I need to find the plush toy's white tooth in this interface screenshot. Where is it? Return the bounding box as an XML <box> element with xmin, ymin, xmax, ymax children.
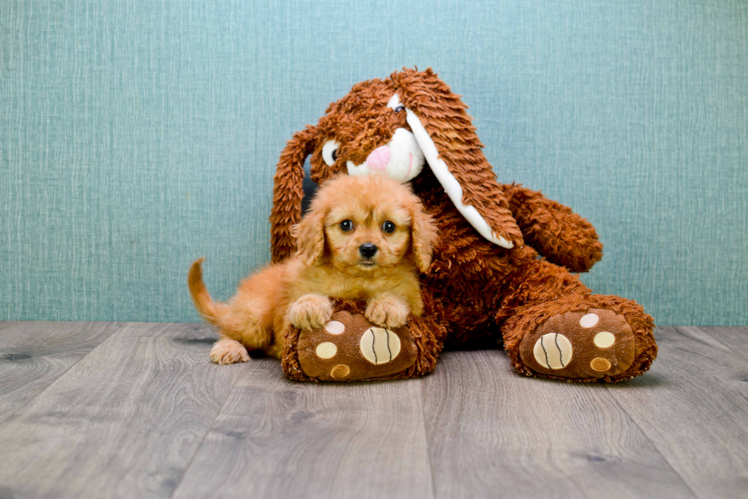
<box><xmin>405</xmin><ymin>109</ymin><xmax>514</xmax><ymax>249</ymax></box>
<box><xmin>346</xmin><ymin>161</ymin><xmax>369</xmax><ymax>176</ymax></box>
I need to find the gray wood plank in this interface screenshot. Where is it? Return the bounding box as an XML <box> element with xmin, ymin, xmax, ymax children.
<box><xmin>606</xmin><ymin>327</ymin><xmax>748</xmax><ymax>498</ymax></box>
<box><xmin>685</xmin><ymin>326</ymin><xmax>748</xmax><ymax>362</ymax></box>
<box><xmin>173</xmin><ymin>359</ymin><xmax>434</xmax><ymax>498</ymax></box>
<box><xmin>0</xmin><ymin>322</ymin><xmax>243</xmax><ymax>498</ymax></box>
<box><xmin>422</xmin><ymin>349</ymin><xmax>694</xmax><ymax>498</ymax></box>
<box><xmin>0</xmin><ymin>321</ymin><xmax>121</xmax><ymax>424</ymax></box>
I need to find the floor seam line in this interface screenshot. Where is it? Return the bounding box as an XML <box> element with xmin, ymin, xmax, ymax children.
<box><xmin>0</xmin><ymin>322</ymin><xmax>125</xmax><ymax>425</ymax></box>
<box><xmin>603</xmin><ymin>383</ymin><xmax>699</xmax><ymax>499</ymax></box>
<box><xmin>418</xmin><ymin>378</ymin><xmax>438</xmax><ymax>499</ymax></box>
<box><xmin>169</xmin><ymin>368</ymin><xmax>242</xmax><ymax>498</ymax></box>
<box><xmin>675</xmin><ymin>326</ymin><xmax>748</xmax><ymax>365</ymax></box>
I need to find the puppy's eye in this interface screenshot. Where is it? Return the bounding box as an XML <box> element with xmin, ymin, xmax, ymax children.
<box><xmin>322</xmin><ymin>140</ymin><xmax>340</xmax><ymax>167</ymax></box>
<box><xmin>382</xmin><ymin>221</ymin><xmax>396</xmax><ymax>233</ymax></box>
<box><xmin>394</xmin><ymin>105</ymin><xmax>405</xmax><ymax>113</ymax></box>
<box><xmin>340</xmin><ymin>219</ymin><xmax>354</xmax><ymax>232</ymax></box>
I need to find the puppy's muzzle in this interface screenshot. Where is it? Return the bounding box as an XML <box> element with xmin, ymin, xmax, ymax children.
<box><xmin>359</xmin><ymin>243</ymin><xmax>378</xmax><ymax>259</ymax></box>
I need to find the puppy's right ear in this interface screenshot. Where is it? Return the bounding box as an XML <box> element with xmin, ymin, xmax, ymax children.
<box><xmin>270</xmin><ymin>125</ymin><xmax>318</xmax><ymax>264</ymax></box>
<box><xmin>410</xmin><ymin>200</ymin><xmax>439</xmax><ymax>273</ymax></box>
<box><xmin>292</xmin><ymin>203</ymin><xmax>326</xmax><ymax>266</ymax></box>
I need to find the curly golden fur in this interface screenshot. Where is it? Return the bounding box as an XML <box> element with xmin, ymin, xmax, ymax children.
<box><xmin>188</xmin><ymin>175</ymin><xmax>437</xmax><ymax>364</ymax></box>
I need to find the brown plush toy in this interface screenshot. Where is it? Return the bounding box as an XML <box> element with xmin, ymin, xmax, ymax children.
<box><xmin>272</xmin><ymin>68</ymin><xmax>657</xmax><ymax>383</ymax></box>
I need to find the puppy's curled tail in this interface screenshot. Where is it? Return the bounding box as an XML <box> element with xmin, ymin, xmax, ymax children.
<box><xmin>188</xmin><ymin>258</ymin><xmax>229</xmax><ymax>326</ymax></box>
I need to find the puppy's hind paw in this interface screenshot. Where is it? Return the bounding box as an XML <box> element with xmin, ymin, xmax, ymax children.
<box><xmin>210</xmin><ymin>338</ymin><xmax>250</xmax><ymax>365</ymax></box>
<box><xmin>365</xmin><ymin>294</ymin><xmax>410</xmax><ymax>328</ymax></box>
<box><xmin>288</xmin><ymin>294</ymin><xmax>333</xmax><ymax>330</ymax></box>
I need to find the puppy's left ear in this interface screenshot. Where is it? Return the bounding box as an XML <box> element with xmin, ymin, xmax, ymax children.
<box><xmin>410</xmin><ymin>200</ymin><xmax>439</xmax><ymax>273</ymax></box>
<box><xmin>292</xmin><ymin>201</ymin><xmax>326</xmax><ymax>266</ymax></box>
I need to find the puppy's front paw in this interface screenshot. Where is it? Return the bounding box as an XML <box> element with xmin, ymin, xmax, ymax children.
<box><xmin>365</xmin><ymin>294</ymin><xmax>410</xmax><ymax>328</ymax></box>
<box><xmin>210</xmin><ymin>338</ymin><xmax>249</xmax><ymax>365</ymax></box>
<box><xmin>288</xmin><ymin>294</ymin><xmax>333</xmax><ymax>330</ymax></box>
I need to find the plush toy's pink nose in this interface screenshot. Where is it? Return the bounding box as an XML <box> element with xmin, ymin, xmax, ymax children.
<box><xmin>366</xmin><ymin>146</ymin><xmax>390</xmax><ymax>172</ymax></box>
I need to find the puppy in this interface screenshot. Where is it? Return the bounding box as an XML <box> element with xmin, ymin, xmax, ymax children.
<box><xmin>188</xmin><ymin>174</ymin><xmax>438</xmax><ymax>365</ymax></box>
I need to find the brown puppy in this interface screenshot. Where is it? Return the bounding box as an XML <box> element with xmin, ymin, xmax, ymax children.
<box><xmin>188</xmin><ymin>174</ymin><xmax>437</xmax><ymax>364</ymax></box>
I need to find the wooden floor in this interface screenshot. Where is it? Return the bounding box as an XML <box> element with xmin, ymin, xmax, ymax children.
<box><xmin>0</xmin><ymin>323</ymin><xmax>746</xmax><ymax>498</ymax></box>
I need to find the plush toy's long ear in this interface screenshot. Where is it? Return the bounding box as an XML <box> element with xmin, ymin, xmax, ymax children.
<box><xmin>270</xmin><ymin>125</ymin><xmax>318</xmax><ymax>263</ymax></box>
<box><xmin>393</xmin><ymin>69</ymin><xmax>523</xmax><ymax>249</ymax></box>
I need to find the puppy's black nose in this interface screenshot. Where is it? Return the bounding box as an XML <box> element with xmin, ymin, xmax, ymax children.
<box><xmin>359</xmin><ymin>243</ymin><xmax>378</xmax><ymax>258</ymax></box>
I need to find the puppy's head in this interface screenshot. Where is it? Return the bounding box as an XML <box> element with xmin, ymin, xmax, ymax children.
<box><xmin>292</xmin><ymin>175</ymin><xmax>437</xmax><ymax>276</ymax></box>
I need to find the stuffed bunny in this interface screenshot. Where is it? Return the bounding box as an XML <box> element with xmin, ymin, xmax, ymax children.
<box><xmin>272</xmin><ymin>68</ymin><xmax>657</xmax><ymax>383</ymax></box>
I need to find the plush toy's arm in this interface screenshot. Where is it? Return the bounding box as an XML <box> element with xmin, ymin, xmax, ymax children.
<box><xmin>503</xmin><ymin>184</ymin><xmax>603</xmax><ymax>272</ymax></box>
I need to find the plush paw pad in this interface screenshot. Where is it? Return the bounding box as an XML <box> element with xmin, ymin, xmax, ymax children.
<box><xmin>296</xmin><ymin>311</ymin><xmax>417</xmax><ymax>381</ymax></box>
<box><xmin>520</xmin><ymin>308</ymin><xmax>636</xmax><ymax>379</ymax></box>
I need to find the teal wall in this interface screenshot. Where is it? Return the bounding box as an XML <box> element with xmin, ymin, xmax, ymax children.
<box><xmin>1</xmin><ymin>1</ymin><xmax>746</xmax><ymax>325</ymax></box>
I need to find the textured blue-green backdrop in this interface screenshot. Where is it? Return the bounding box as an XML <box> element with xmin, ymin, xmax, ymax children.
<box><xmin>1</xmin><ymin>0</ymin><xmax>746</xmax><ymax>325</ymax></box>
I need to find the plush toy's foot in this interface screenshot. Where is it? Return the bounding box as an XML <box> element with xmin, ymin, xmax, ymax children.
<box><xmin>296</xmin><ymin>310</ymin><xmax>418</xmax><ymax>381</ymax></box>
<box><xmin>503</xmin><ymin>295</ymin><xmax>656</xmax><ymax>383</ymax></box>
<box><xmin>520</xmin><ymin>308</ymin><xmax>637</xmax><ymax>379</ymax></box>
<box><xmin>282</xmin><ymin>298</ymin><xmax>447</xmax><ymax>382</ymax></box>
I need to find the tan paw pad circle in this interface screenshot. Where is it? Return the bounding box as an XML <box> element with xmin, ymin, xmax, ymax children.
<box><xmin>324</xmin><ymin>320</ymin><xmax>345</xmax><ymax>335</ymax></box>
<box><xmin>593</xmin><ymin>331</ymin><xmax>616</xmax><ymax>348</ymax></box>
<box><xmin>330</xmin><ymin>364</ymin><xmax>350</xmax><ymax>379</ymax></box>
<box><xmin>590</xmin><ymin>357</ymin><xmax>611</xmax><ymax>372</ymax></box>
<box><xmin>579</xmin><ymin>313</ymin><xmax>599</xmax><ymax>328</ymax></box>
<box><xmin>315</xmin><ymin>342</ymin><xmax>337</xmax><ymax>359</ymax></box>
<box><xmin>360</xmin><ymin>328</ymin><xmax>401</xmax><ymax>365</ymax></box>
<box><xmin>533</xmin><ymin>333</ymin><xmax>573</xmax><ymax>370</ymax></box>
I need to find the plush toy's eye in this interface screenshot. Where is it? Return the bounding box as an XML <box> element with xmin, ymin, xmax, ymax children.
<box><xmin>340</xmin><ymin>219</ymin><xmax>354</xmax><ymax>232</ymax></box>
<box><xmin>382</xmin><ymin>221</ymin><xmax>396</xmax><ymax>233</ymax></box>
<box><xmin>322</xmin><ymin>140</ymin><xmax>340</xmax><ymax>167</ymax></box>
<box><xmin>394</xmin><ymin>105</ymin><xmax>405</xmax><ymax>113</ymax></box>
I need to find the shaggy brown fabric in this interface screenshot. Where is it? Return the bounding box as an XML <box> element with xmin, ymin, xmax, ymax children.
<box><xmin>272</xmin><ymin>68</ymin><xmax>657</xmax><ymax>383</ymax></box>
<box><xmin>503</xmin><ymin>183</ymin><xmax>604</xmax><ymax>273</ymax></box>
<box><xmin>270</xmin><ymin>126</ymin><xmax>318</xmax><ymax>262</ymax></box>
